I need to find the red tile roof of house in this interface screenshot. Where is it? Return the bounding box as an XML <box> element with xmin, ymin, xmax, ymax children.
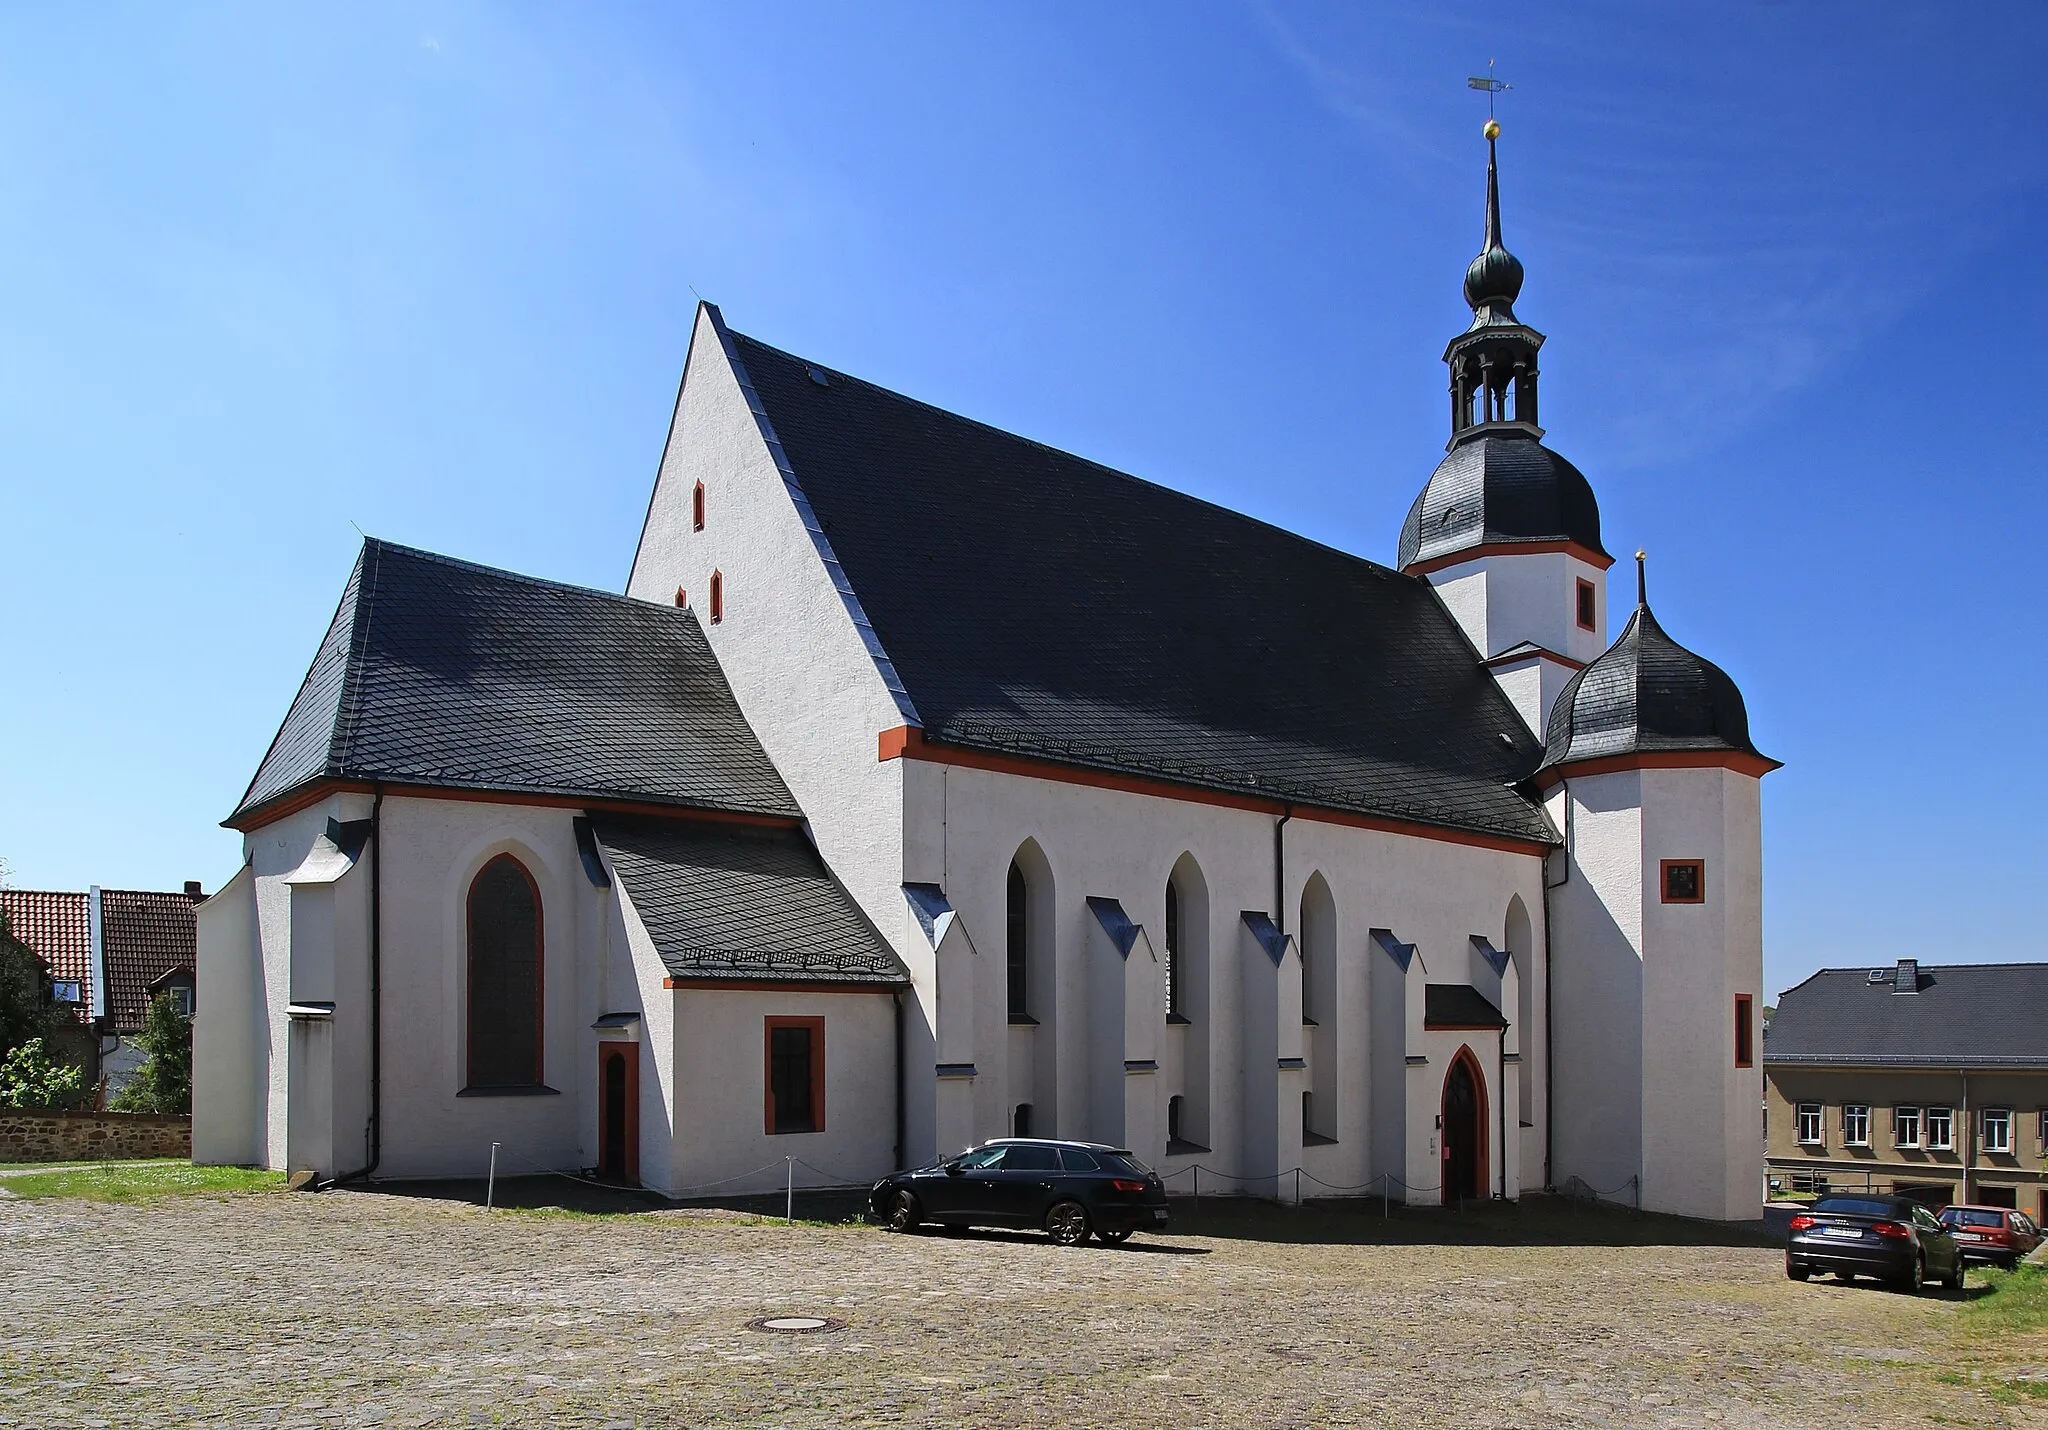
<box><xmin>98</xmin><ymin>889</ymin><xmax>200</xmax><ymax>1031</ymax></box>
<box><xmin>1</xmin><ymin>890</ymin><xmax>91</xmax><ymax>1024</ymax></box>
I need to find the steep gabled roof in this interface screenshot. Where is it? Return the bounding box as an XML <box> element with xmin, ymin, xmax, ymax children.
<box><xmin>98</xmin><ymin>888</ymin><xmax>199</xmax><ymax>1031</ymax></box>
<box><xmin>0</xmin><ymin>890</ymin><xmax>90</xmax><ymax>1025</ymax></box>
<box><xmin>592</xmin><ymin>816</ymin><xmax>907</xmax><ymax>986</ymax></box>
<box><xmin>719</xmin><ymin>320</ymin><xmax>1554</xmax><ymax>846</ymax></box>
<box><xmin>1766</xmin><ymin>963</ymin><xmax>2048</xmax><ymax>1069</ymax></box>
<box><xmin>231</xmin><ymin>540</ymin><xmax>799</xmax><ymax>825</ymax></box>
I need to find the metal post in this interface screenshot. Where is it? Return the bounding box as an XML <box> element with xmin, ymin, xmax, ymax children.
<box><xmin>487</xmin><ymin>1142</ymin><xmax>499</xmax><ymax>1210</ymax></box>
<box><xmin>1382</xmin><ymin>1172</ymin><xmax>1388</xmax><ymax>1221</ymax></box>
<box><xmin>1191</xmin><ymin>1164</ymin><xmax>1198</xmax><ymax>1210</ymax></box>
<box><xmin>786</xmin><ymin>1156</ymin><xmax>794</xmax><ymax>1225</ymax></box>
<box><xmin>1294</xmin><ymin>1167</ymin><xmax>1300</xmax><ymax>1205</ymax></box>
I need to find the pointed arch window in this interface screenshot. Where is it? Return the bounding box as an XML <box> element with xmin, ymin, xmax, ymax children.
<box><xmin>692</xmin><ymin>481</ymin><xmax>706</xmax><ymax>531</ymax></box>
<box><xmin>1007</xmin><ymin>861</ymin><xmax>1030</xmax><ymax>1022</ymax></box>
<box><xmin>1164</xmin><ymin>877</ymin><xmax>1184</xmax><ymax>1021</ymax></box>
<box><xmin>467</xmin><ymin>854</ymin><xmax>543</xmax><ymax>1090</ymax></box>
<box><xmin>709</xmin><ymin>569</ymin><xmax>725</xmax><ymax>624</ymax></box>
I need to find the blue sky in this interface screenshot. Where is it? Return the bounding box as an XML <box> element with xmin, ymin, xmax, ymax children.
<box><xmin>2</xmin><ymin>4</ymin><xmax>2041</xmax><ymax>1000</ymax></box>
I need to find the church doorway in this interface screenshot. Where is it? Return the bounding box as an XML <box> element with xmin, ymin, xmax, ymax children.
<box><xmin>1440</xmin><ymin>1048</ymin><xmax>1487</xmax><ymax>1205</ymax></box>
<box><xmin>598</xmin><ymin>1045</ymin><xmax>639</xmax><ymax>1185</ymax></box>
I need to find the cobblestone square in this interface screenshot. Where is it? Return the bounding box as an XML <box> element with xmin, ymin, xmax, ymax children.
<box><xmin>0</xmin><ymin>1187</ymin><xmax>2034</xmax><ymax>1428</ymax></box>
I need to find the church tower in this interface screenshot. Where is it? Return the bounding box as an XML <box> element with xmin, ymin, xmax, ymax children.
<box><xmin>1539</xmin><ymin>556</ymin><xmax>1780</xmax><ymax>1221</ymax></box>
<box><xmin>1400</xmin><ymin>122</ymin><xmax>1613</xmax><ymax>738</ymax></box>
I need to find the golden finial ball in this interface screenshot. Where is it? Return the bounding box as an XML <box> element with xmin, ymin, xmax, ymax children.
<box><xmin>1483</xmin><ymin>118</ymin><xmax>1500</xmax><ymax>140</ymax></box>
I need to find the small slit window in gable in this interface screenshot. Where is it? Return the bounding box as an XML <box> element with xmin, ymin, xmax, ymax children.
<box><xmin>1575</xmin><ymin>578</ymin><xmax>1596</xmax><ymax>632</ymax></box>
<box><xmin>709</xmin><ymin>569</ymin><xmax>725</xmax><ymax>624</ymax></box>
<box><xmin>692</xmin><ymin>482</ymin><xmax>706</xmax><ymax>531</ymax></box>
<box><xmin>673</xmin><ymin>587</ymin><xmax>687</xmax><ymax>608</ymax></box>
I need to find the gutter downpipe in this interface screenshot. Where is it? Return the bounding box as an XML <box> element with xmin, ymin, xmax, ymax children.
<box><xmin>1960</xmin><ymin>1070</ymin><xmax>1972</xmax><ymax>1206</ymax></box>
<box><xmin>326</xmin><ymin>783</ymin><xmax>384</xmax><ymax>1189</ymax></box>
<box><xmin>1539</xmin><ymin>781</ymin><xmax>1568</xmax><ymax>1193</ymax></box>
<box><xmin>1274</xmin><ymin>806</ymin><xmax>1293</xmax><ymax>934</ymax></box>
<box><xmin>1499</xmin><ymin>1025</ymin><xmax>1509</xmax><ymax>1200</ymax></box>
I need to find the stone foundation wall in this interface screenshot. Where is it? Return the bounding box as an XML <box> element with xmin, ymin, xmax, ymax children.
<box><xmin>0</xmin><ymin>1112</ymin><xmax>191</xmax><ymax>1163</ymax></box>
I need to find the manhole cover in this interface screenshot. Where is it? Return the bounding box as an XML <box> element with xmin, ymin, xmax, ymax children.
<box><xmin>745</xmin><ymin>1315</ymin><xmax>847</xmax><ymax>1335</ymax></box>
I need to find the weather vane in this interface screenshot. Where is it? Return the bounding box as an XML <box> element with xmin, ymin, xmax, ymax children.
<box><xmin>1467</xmin><ymin>59</ymin><xmax>1510</xmax><ymax>137</ymax></box>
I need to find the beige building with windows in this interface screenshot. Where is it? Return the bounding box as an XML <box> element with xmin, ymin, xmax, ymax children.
<box><xmin>1765</xmin><ymin>959</ymin><xmax>2048</xmax><ymax>1222</ymax></box>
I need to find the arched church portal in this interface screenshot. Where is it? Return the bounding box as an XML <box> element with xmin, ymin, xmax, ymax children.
<box><xmin>1440</xmin><ymin>1046</ymin><xmax>1488</xmax><ymax>1205</ymax></box>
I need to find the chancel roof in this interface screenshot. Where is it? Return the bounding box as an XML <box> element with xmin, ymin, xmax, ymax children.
<box><xmin>231</xmin><ymin>540</ymin><xmax>799</xmax><ymax>825</ymax></box>
<box><xmin>718</xmin><ymin>320</ymin><xmax>1556</xmax><ymax>847</ymax></box>
<box><xmin>591</xmin><ymin>816</ymin><xmax>907</xmax><ymax>987</ymax></box>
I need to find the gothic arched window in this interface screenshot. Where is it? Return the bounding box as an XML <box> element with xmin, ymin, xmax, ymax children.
<box><xmin>467</xmin><ymin>854</ymin><xmax>543</xmax><ymax>1089</ymax></box>
<box><xmin>1164</xmin><ymin>876</ymin><xmax>1183</xmax><ymax>1020</ymax></box>
<box><xmin>1006</xmin><ymin>860</ymin><xmax>1029</xmax><ymax>1021</ymax></box>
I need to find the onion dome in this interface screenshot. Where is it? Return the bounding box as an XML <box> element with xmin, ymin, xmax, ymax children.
<box><xmin>1397</xmin><ymin>434</ymin><xmax>1606</xmax><ymax>571</ymax></box>
<box><xmin>1537</xmin><ymin>568</ymin><xmax>1777</xmax><ymax>778</ymax></box>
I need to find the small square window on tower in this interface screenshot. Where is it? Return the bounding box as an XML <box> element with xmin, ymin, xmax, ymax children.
<box><xmin>692</xmin><ymin>482</ymin><xmax>706</xmax><ymax>531</ymax></box>
<box><xmin>1575</xmin><ymin>578</ymin><xmax>1596</xmax><ymax>631</ymax></box>
<box><xmin>1661</xmin><ymin>859</ymin><xmax>1704</xmax><ymax>904</ymax></box>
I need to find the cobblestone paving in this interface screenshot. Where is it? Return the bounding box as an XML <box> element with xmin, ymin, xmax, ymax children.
<box><xmin>0</xmin><ymin>1189</ymin><xmax>2034</xmax><ymax>1428</ymax></box>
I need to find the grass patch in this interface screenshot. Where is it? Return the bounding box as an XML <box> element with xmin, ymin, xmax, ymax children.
<box><xmin>0</xmin><ymin>1162</ymin><xmax>283</xmax><ymax>1202</ymax></box>
<box><xmin>1956</xmin><ymin>1262</ymin><xmax>2048</xmax><ymax>1339</ymax></box>
<box><xmin>1930</xmin><ymin>1264</ymin><xmax>2048</xmax><ymax>1406</ymax></box>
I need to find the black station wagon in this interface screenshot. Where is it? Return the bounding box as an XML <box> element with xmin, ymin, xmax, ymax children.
<box><xmin>870</xmin><ymin>1138</ymin><xmax>1170</xmax><ymax>1246</ymax></box>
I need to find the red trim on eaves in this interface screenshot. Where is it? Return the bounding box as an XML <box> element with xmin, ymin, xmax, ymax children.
<box><xmin>227</xmin><ymin>779</ymin><xmax>802</xmax><ymax>834</ymax></box>
<box><xmin>878</xmin><ymin>726</ymin><xmax>1551</xmax><ymax>857</ymax></box>
<box><xmin>1403</xmin><ymin>539</ymin><xmax>1616</xmax><ymax>577</ymax></box>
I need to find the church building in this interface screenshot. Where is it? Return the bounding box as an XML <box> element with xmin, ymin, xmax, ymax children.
<box><xmin>194</xmin><ymin>128</ymin><xmax>1777</xmax><ymax>1220</ymax></box>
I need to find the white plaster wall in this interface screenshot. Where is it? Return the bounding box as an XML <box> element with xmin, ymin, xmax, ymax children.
<box><xmin>1639</xmin><ymin>766</ymin><xmax>1764</xmax><ymax>1220</ymax></box>
<box><xmin>916</xmin><ymin>759</ymin><xmax>1549</xmax><ymax>1200</ymax></box>
<box><xmin>611</xmin><ymin>878</ymin><xmax>673</xmax><ymax>1191</ymax></box>
<box><xmin>1547</xmin><ymin>774</ymin><xmax>1645</xmax><ymax>1201</ymax></box>
<box><xmin>1487</xmin><ymin>654</ymin><xmax>1585</xmax><ymax>742</ymax></box>
<box><xmin>668</xmin><ymin>987</ymin><xmax>898</xmax><ymax>1194</ymax></box>
<box><xmin>626</xmin><ymin>305</ymin><xmax>928</xmax><ymax>1157</ymax></box>
<box><xmin>193</xmin><ymin>862</ymin><xmax>262</xmax><ymax>1166</ymax></box>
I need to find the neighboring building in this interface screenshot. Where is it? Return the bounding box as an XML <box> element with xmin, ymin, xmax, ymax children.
<box><xmin>0</xmin><ymin>884</ymin><xmax>204</xmax><ymax>1095</ymax></box>
<box><xmin>1765</xmin><ymin>959</ymin><xmax>2048</xmax><ymax>1223</ymax></box>
<box><xmin>197</xmin><ymin>126</ymin><xmax>1777</xmax><ymax>1219</ymax></box>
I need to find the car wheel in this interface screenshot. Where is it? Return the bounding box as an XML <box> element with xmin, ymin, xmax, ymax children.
<box><xmin>1943</xmin><ymin>1257</ymin><xmax>1965</xmax><ymax>1291</ymax></box>
<box><xmin>1097</xmin><ymin>1227</ymin><xmax>1135</xmax><ymax>1246</ymax></box>
<box><xmin>885</xmin><ymin>1190</ymin><xmax>921</xmax><ymax>1233</ymax></box>
<box><xmin>1785</xmin><ymin>1258</ymin><xmax>1810</xmax><ymax>1281</ymax></box>
<box><xmin>1044</xmin><ymin>1200</ymin><xmax>1092</xmax><ymax>1247</ymax></box>
<box><xmin>1897</xmin><ymin>1254</ymin><xmax>1925</xmax><ymax>1295</ymax></box>
<box><xmin>1834</xmin><ymin>1270</ymin><xmax>1856</xmax><ymax>1282</ymax></box>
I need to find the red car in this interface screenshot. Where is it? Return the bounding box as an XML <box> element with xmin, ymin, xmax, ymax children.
<box><xmin>1937</xmin><ymin>1205</ymin><xmax>2043</xmax><ymax>1270</ymax></box>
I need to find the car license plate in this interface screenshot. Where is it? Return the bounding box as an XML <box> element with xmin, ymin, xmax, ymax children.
<box><xmin>1821</xmin><ymin>1227</ymin><xmax>1862</xmax><ymax>1238</ymax></box>
<box><xmin>1955</xmin><ymin>1232</ymin><xmax>1983</xmax><ymax>1241</ymax></box>
<box><xmin>1152</xmin><ymin>1210</ymin><xmax>1168</xmax><ymax>1223</ymax></box>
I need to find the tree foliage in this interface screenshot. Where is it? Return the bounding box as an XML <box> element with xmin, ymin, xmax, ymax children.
<box><xmin>110</xmin><ymin>994</ymin><xmax>192</xmax><ymax>1115</ymax></box>
<box><xmin>0</xmin><ymin>909</ymin><xmax>63</xmax><ymax>1061</ymax></box>
<box><xmin>0</xmin><ymin>1038</ymin><xmax>87</xmax><ymax>1111</ymax></box>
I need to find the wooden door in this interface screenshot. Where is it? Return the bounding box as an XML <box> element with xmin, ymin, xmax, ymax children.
<box><xmin>598</xmin><ymin>1044</ymin><xmax>639</xmax><ymax>1185</ymax></box>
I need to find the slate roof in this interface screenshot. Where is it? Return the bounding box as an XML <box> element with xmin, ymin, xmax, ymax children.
<box><xmin>591</xmin><ymin>816</ymin><xmax>908</xmax><ymax>986</ymax></box>
<box><xmin>99</xmin><ymin>889</ymin><xmax>199</xmax><ymax>1031</ymax></box>
<box><xmin>1397</xmin><ymin>433</ymin><xmax>1607</xmax><ymax>572</ymax></box>
<box><xmin>232</xmin><ymin>540</ymin><xmax>799</xmax><ymax>824</ymax></box>
<box><xmin>1538</xmin><ymin>602</ymin><xmax>1776</xmax><ymax>776</ymax></box>
<box><xmin>1766</xmin><ymin>964</ymin><xmax>2048</xmax><ymax>1069</ymax></box>
<box><xmin>1425</xmin><ymin>983</ymin><xmax>1509</xmax><ymax>1030</ymax></box>
<box><xmin>722</xmin><ymin>322</ymin><xmax>1555</xmax><ymax>846</ymax></box>
<box><xmin>0</xmin><ymin>890</ymin><xmax>90</xmax><ymax>1025</ymax></box>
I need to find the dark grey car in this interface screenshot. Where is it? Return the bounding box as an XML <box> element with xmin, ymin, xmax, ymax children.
<box><xmin>1786</xmin><ymin>1194</ymin><xmax>1964</xmax><ymax>1292</ymax></box>
<box><xmin>869</xmin><ymin>1138</ymin><xmax>1169</xmax><ymax>1246</ymax></box>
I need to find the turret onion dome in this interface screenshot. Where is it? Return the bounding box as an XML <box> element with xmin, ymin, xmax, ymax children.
<box><xmin>1536</xmin><ymin>600</ymin><xmax>1778</xmax><ymax>778</ymax></box>
<box><xmin>1397</xmin><ymin>436</ymin><xmax>1607</xmax><ymax>571</ymax></box>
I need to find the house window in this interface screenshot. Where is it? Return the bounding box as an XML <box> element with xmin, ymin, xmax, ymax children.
<box><xmin>165</xmin><ymin>986</ymin><xmax>195</xmax><ymax>1019</ymax></box>
<box><xmin>51</xmin><ymin>980</ymin><xmax>81</xmax><ymax>1005</ymax></box>
<box><xmin>467</xmin><ymin>854</ymin><xmax>543</xmax><ymax>1089</ymax></box>
<box><xmin>1734</xmin><ymin>995</ymin><xmax>1753</xmax><ymax>1068</ymax></box>
<box><xmin>1575</xmin><ymin>578</ymin><xmax>1596</xmax><ymax>631</ymax></box>
<box><xmin>1796</xmin><ymin>1103</ymin><xmax>1823</xmax><ymax>1147</ymax></box>
<box><xmin>1660</xmin><ymin>860</ymin><xmax>1704</xmax><ymax>904</ymax></box>
<box><xmin>709</xmin><ymin>569</ymin><xmax>724</xmax><ymax>624</ymax></box>
<box><xmin>1982</xmin><ymin>1108</ymin><xmax>2013</xmax><ymax>1155</ymax></box>
<box><xmin>673</xmin><ymin>587</ymin><xmax>687</xmax><ymax>608</ymax></box>
<box><xmin>1843</xmin><ymin>1104</ymin><xmax>1870</xmax><ymax>1147</ymax></box>
<box><xmin>1007</xmin><ymin>861</ymin><xmax>1030</xmax><ymax>1022</ymax></box>
<box><xmin>1163</xmin><ymin>877</ymin><xmax>1184</xmax><ymax>1020</ymax></box>
<box><xmin>764</xmin><ymin>1017</ymin><xmax>824</xmax><ymax>1134</ymax></box>
<box><xmin>1895</xmin><ymin>1105</ymin><xmax>1922</xmax><ymax>1148</ymax></box>
<box><xmin>2038</xmin><ymin>1109</ymin><xmax>2048</xmax><ymax>1153</ymax></box>
<box><xmin>1926</xmin><ymin>1106</ymin><xmax>1954</xmax><ymax>1151</ymax></box>
<box><xmin>692</xmin><ymin>481</ymin><xmax>706</xmax><ymax>531</ymax></box>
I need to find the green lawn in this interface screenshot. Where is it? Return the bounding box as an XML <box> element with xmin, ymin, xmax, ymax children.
<box><xmin>0</xmin><ymin>1161</ymin><xmax>282</xmax><ymax>1202</ymax></box>
<box><xmin>1935</xmin><ymin>1263</ymin><xmax>2048</xmax><ymax>1405</ymax></box>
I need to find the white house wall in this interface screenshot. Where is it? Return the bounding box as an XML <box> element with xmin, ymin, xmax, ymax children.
<box><xmin>192</xmin><ymin>862</ymin><xmax>263</xmax><ymax>1167</ymax></box>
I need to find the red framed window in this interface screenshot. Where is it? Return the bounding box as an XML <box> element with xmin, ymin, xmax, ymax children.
<box><xmin>692</xmin><ymin>481</ymin><xmax>706</xmax><ymax>531</ymax></box>
<box><xmin>1575</xmin><ymin>578</ymin><xmax>1596</xmax><ymax>631</ymax></box>
<box><xmin>466</xmin><ymin>854</ymin><xmax>544</xmax><ymax>1090</ymax></box>
<box><xmin>709</xmin><ymin>569</ymin><xmax>725</xmax><ymax>623</ymax></box>
<box><xmin>764</xmin><ymin>1017</ymin><xmax>824</xmax><ymax>1134</ymax></box>
<box><xmin>673</xmin><ymin>586</ymin><xmax>687</xmax><ymax>608</ymax></box>
<box><xmin>1734</xmin><ymin>994</ymin><xmax>1753</xmax><ymax>1068</ymax></box>
<box><xmin>1661</xmin><ymin>859</ymin><xmax>1704</xmax><ymax>904</ymax></box>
